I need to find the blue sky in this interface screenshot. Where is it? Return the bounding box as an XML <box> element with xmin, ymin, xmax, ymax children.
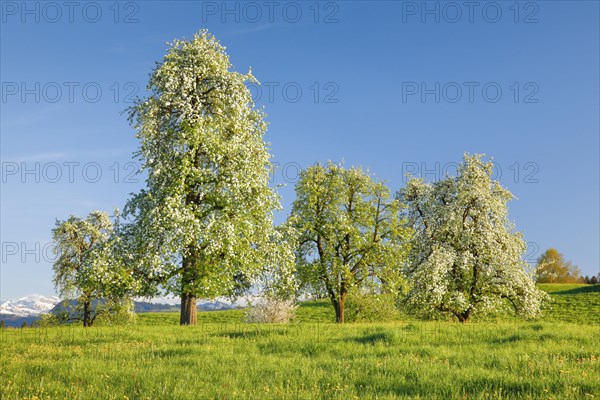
<box><xmin>1</xmin><ymin>1</ymin><xmax>598</xmax><ymax>299</ymax></box>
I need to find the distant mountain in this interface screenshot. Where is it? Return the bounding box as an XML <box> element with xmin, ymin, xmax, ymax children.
<box><xmin>0</xmin><ymin>294</ymin><xmax>61</xmax><ymax>328</ymax></box>
<box><xmin>0</xmin><ymin>294</ymin><xmax>238</xmax><ymax>327</ymax></box>
<box><xmin>134</xmin><ymin>301</ymin><xmax>179</xmax><ymax>313</ymax></box>
<box><xmin>0</xmin><ymin>294</ymin><xmax>61</xmax><ymax>317</ymax></box>
<box><xmin>198</xmin><ymin>300</ymin><xmax>237</xmax><ymax>311</ymax></box>
<box><xmin>0</xmin><ymin>315</ymin><xmax>41</xmax><ymax>328</ymax></box>
<box><xmin>132</xmin><ymin>300</ymin><xmax>238</xmax><ymax>312</ymax></box>
<box><xmin>50</xmin><ymin>300</ymin><xmax>235</xmax><ymax>313</ymax></box>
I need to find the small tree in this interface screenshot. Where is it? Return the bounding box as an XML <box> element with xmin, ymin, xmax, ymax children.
<box><xmin>591</xmin><ymin>275</ymin><xmax>599</xmax><ymax>285</ymax></box>
<box><xmin>345</xmin><ymin>289</ymin><xmax>400</xmax><ymax>322</ymax></box>
<box><xmin>289</xmin><ymin>162</ymin><xmax>411</xmax><ymax>323</ymax></box>
<box><xmin>400</xmin><ymin>154</ymin><xmax>548</xmax><ymax>322</ymax></box>
<box><xmin>46</xmin><ymin>298</ymin><xmax>136</xmax><ymax>327</ymax></box>
<box><xmin>535</xmin><ymin>248</ymin><xmax>584</xmax><ymax>283</ymax></box>
<box><xmin>123</xmin><ymin>30</ymin><xmax>285</xmax><ymax>325</ymax></box>
<box><xmin>52</xmin><ymin>211</ymin><xmax>134</xmax><ymax>327</ymax></box>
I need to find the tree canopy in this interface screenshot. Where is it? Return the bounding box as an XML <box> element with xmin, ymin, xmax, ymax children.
<box><xmin>535</xmin><ymin>248</ymin><xmax>584</xmax><ymax>283</ymax></box>
<box><xmin>51</xmin><ymin>211</ymin><xmax>133</xmax><ymax>327</ymax></box>
<box><xmin>123</xmin><ymin>30</ymin><xmax>290</xmax><ymax>325</ymax></box>
<box><xmin>289</xmin><ymin>162</ymin><xmax>411</xmax><ymax>323</ymax></box>
<box><xmin>400</xmin><ymin>154</ymin><xmax>548</xmax><ymax>322</ymax></box>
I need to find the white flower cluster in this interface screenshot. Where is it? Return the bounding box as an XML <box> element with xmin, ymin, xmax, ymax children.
<box><xmin>401</xmin><ymin>154</ymin><xmax>548</xmax><ymax>322</ymax></box>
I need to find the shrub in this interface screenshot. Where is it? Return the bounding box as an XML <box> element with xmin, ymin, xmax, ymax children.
<box><xmin>95</xmin><ymin>299</ymin><xmax>137</xmax><ymax>326</ymax></box>
<box><xmin>245</xmin><ymin>298</ymin><xmax>297</xmax><ymax>323</ymax></box>
<box><xmin>345</xmin><ymin>291</ymin><xmax>400</xmax><ymax>322</ymax></box>
<box><xmin>38</xmin><ymin>313</ymin><xmax>61</xmax><ymax>327</ymax></box>
<box><xmin>41</xmin><ymin>298</ymin><xmax>136</xmax><ymax>327</ymax></box>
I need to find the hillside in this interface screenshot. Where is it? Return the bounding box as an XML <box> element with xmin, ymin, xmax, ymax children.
<box><xmin>537</xmin><ymin>284</ymin><xmax>600</xmax><ymax>324</ymax></box>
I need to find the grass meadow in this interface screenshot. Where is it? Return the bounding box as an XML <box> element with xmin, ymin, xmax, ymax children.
<box><xmin>1</xmin><ymin>284</ymin><xmax>598</xmax><ymax>399</ymax></box>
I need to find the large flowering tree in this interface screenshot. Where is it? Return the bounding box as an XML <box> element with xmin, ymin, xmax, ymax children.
<box><xmin>123</xmin><ymin>30</ymin><xmax>289</xmax><ymax>325</ymax></box>
<box><xmin>400</xmin><ymin>154</ymin><xmax>548</xmax><ymax>322</ymax></box>
<box><xmin>290</xmin><ymin>163</ymin><xmax>411</xmax><ymax>323</ymax></box>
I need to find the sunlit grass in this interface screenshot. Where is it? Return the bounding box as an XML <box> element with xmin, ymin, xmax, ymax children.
<box><xmin>1</xmin><ymin>285</ymin><xmax>598</xmax><ymax>399</ymax></box>
<box><xmin>537</xmin><ymin>284</ymin><xmax>600</xmax><ymax>324</ymax></box>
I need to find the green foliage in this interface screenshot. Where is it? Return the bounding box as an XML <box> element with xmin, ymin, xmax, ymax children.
<box><xmin>93</xmin><ymin>299</ymin><xmax>137</xmax><ymax>326</ymax></box>
<box><xmin>40</xmin><ymin>299</ymin><xmax>137</xmax><ymax>327</ymax></box>
<box><xmin>37</xmin><ymin>312</ymin><xmax>61</xmax><ymax>327</ymax></box>
<box><xmin>400</xmin><ymin>154</ymin><xmax>548</xmax><ymax>322</ymax></box>
<box><xmin>345</xmin><ymin>290</ymin><xmax>400</xmax><ymax>322</ymax></box>
<box><xmin>290</xmin><ymin>162</ymin><xmax>411</xmax><ymax>322</ymax></box>
<box><xmin>535</xmin><ymin>248</ymin><xmax>584</xmax><ymax>283</ymax></box>
<box><xmin>51</xmin><ymin>211</ymin><xmax>135</xmax><ymax>327</ymax></box>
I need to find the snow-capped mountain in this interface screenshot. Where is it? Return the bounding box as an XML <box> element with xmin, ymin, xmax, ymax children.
<box><xmin>0</xmin><ymin>294</ymin><xmax>61</xmax><ymax>317</ymax></box>
<box><xmin>0</xmin><ymin>295</ymin><xmax>239</xmax><ymax>318</ymax></box>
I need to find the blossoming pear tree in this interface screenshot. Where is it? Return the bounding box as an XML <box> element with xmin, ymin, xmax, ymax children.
<box><xmin>289</xmin><ymin>162</ymin><xmax>412</xmax><ymax>323</ymax></box>
<box><xmin>52</xmin><ymin>211</ymin><xmax>134</xmax><ymax>327</ymax></box>
<box><xmin>123</xmin><ymin>30</ymin><xmax>291</xmax><ymax>325</ymax></box>
<box><xmin>400</xmin><ymin>154</ymin><xmax>548</xmax><ymax>322</ymax></box>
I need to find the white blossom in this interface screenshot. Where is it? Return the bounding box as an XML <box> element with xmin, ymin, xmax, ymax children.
<box><xmin>400</xmin><ymin>154</ymin><xmax>549</xmax><ymax>322</ymax></box>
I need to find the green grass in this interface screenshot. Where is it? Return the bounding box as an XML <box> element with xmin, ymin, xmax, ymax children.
<box><xmin>537</xmin><ymin>284</ymin><xmax>600</xmax><ymax>324</ymax></box>
<box><xmin>1</xmin><ymin>285</ymin><xmax>598</xmax><ymax>399</ymax></box>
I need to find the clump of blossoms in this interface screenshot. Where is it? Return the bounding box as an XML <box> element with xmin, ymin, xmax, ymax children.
<box><xmin>399</xmin><ymin>154</ymin><xmax>549</xmax><ymax>322</ymax></box>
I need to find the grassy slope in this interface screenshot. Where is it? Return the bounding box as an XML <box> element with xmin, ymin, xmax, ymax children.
<box><xmin>537</xmin><ymin>284</ymin><xmax>600</xmax><ymax>324</ymax></box>
<box><xmin>1</xmin><ymin>285</ymin><xmax>598</xmax><ymax>399</ymax></box>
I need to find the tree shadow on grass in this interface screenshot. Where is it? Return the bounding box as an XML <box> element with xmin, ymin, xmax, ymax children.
<box><xmin>220</xmin><ymin>329</ymin><xmax>265</xmax><ymax>339</ymax></box>
<box><xmin>552</xmin><ymin>285</ymin><xmax>600</xmax><ymax>295</ymax></box>
<box><xmin>352</xmin><ymin>328</ymin><xmax>402</xmax><ymax>346</ymax></box>
<box><xmin>151</xmin><ymin>348</ymin><xmax>194</xmax><ymax>358</ymax></box>
<box><xmin>491</xmin><ymin>333</ymin><xmax>526</xmax><ymax>344</ymax></box>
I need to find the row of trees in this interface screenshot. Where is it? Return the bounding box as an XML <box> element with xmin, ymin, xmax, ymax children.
<box><xmin>52</xmin><ymin>30</ymin><xmax>549</xmax><ymax>326</ymax></box>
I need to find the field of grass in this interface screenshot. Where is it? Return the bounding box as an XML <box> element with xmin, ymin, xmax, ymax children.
<box><xmin>1</xmin><ymin>285</ymin><xmax>598</xmax><ymax>399</ymax></box>
<box><xmin>537</xmin><ymin>284</ymin><xmax>600</xmax><ymax>324</ymax></box>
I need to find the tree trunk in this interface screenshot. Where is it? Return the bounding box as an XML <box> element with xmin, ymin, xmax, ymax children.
<box><xmin>180</xmin><ymin>249</ymin><xmax>198</xmax><ymax>325</ymax></box>
<box><xmin>332</xmin><ymin>293</ymin><xmax>347</xmax><ymax>323</ymax></box>
<box><xmin>456</xmin><ymin>310</ymin><xmax>471</xmax><ymax>323</ymax></box>
<box><xmin>180</xmin><ymin>293</ymin><xmax>197</xmax><ymax>325</ymax></box>
<box><xmin>83</xmin><ymin>299</ymin><xmax>92</xmax><ymax>327</ymax></box>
